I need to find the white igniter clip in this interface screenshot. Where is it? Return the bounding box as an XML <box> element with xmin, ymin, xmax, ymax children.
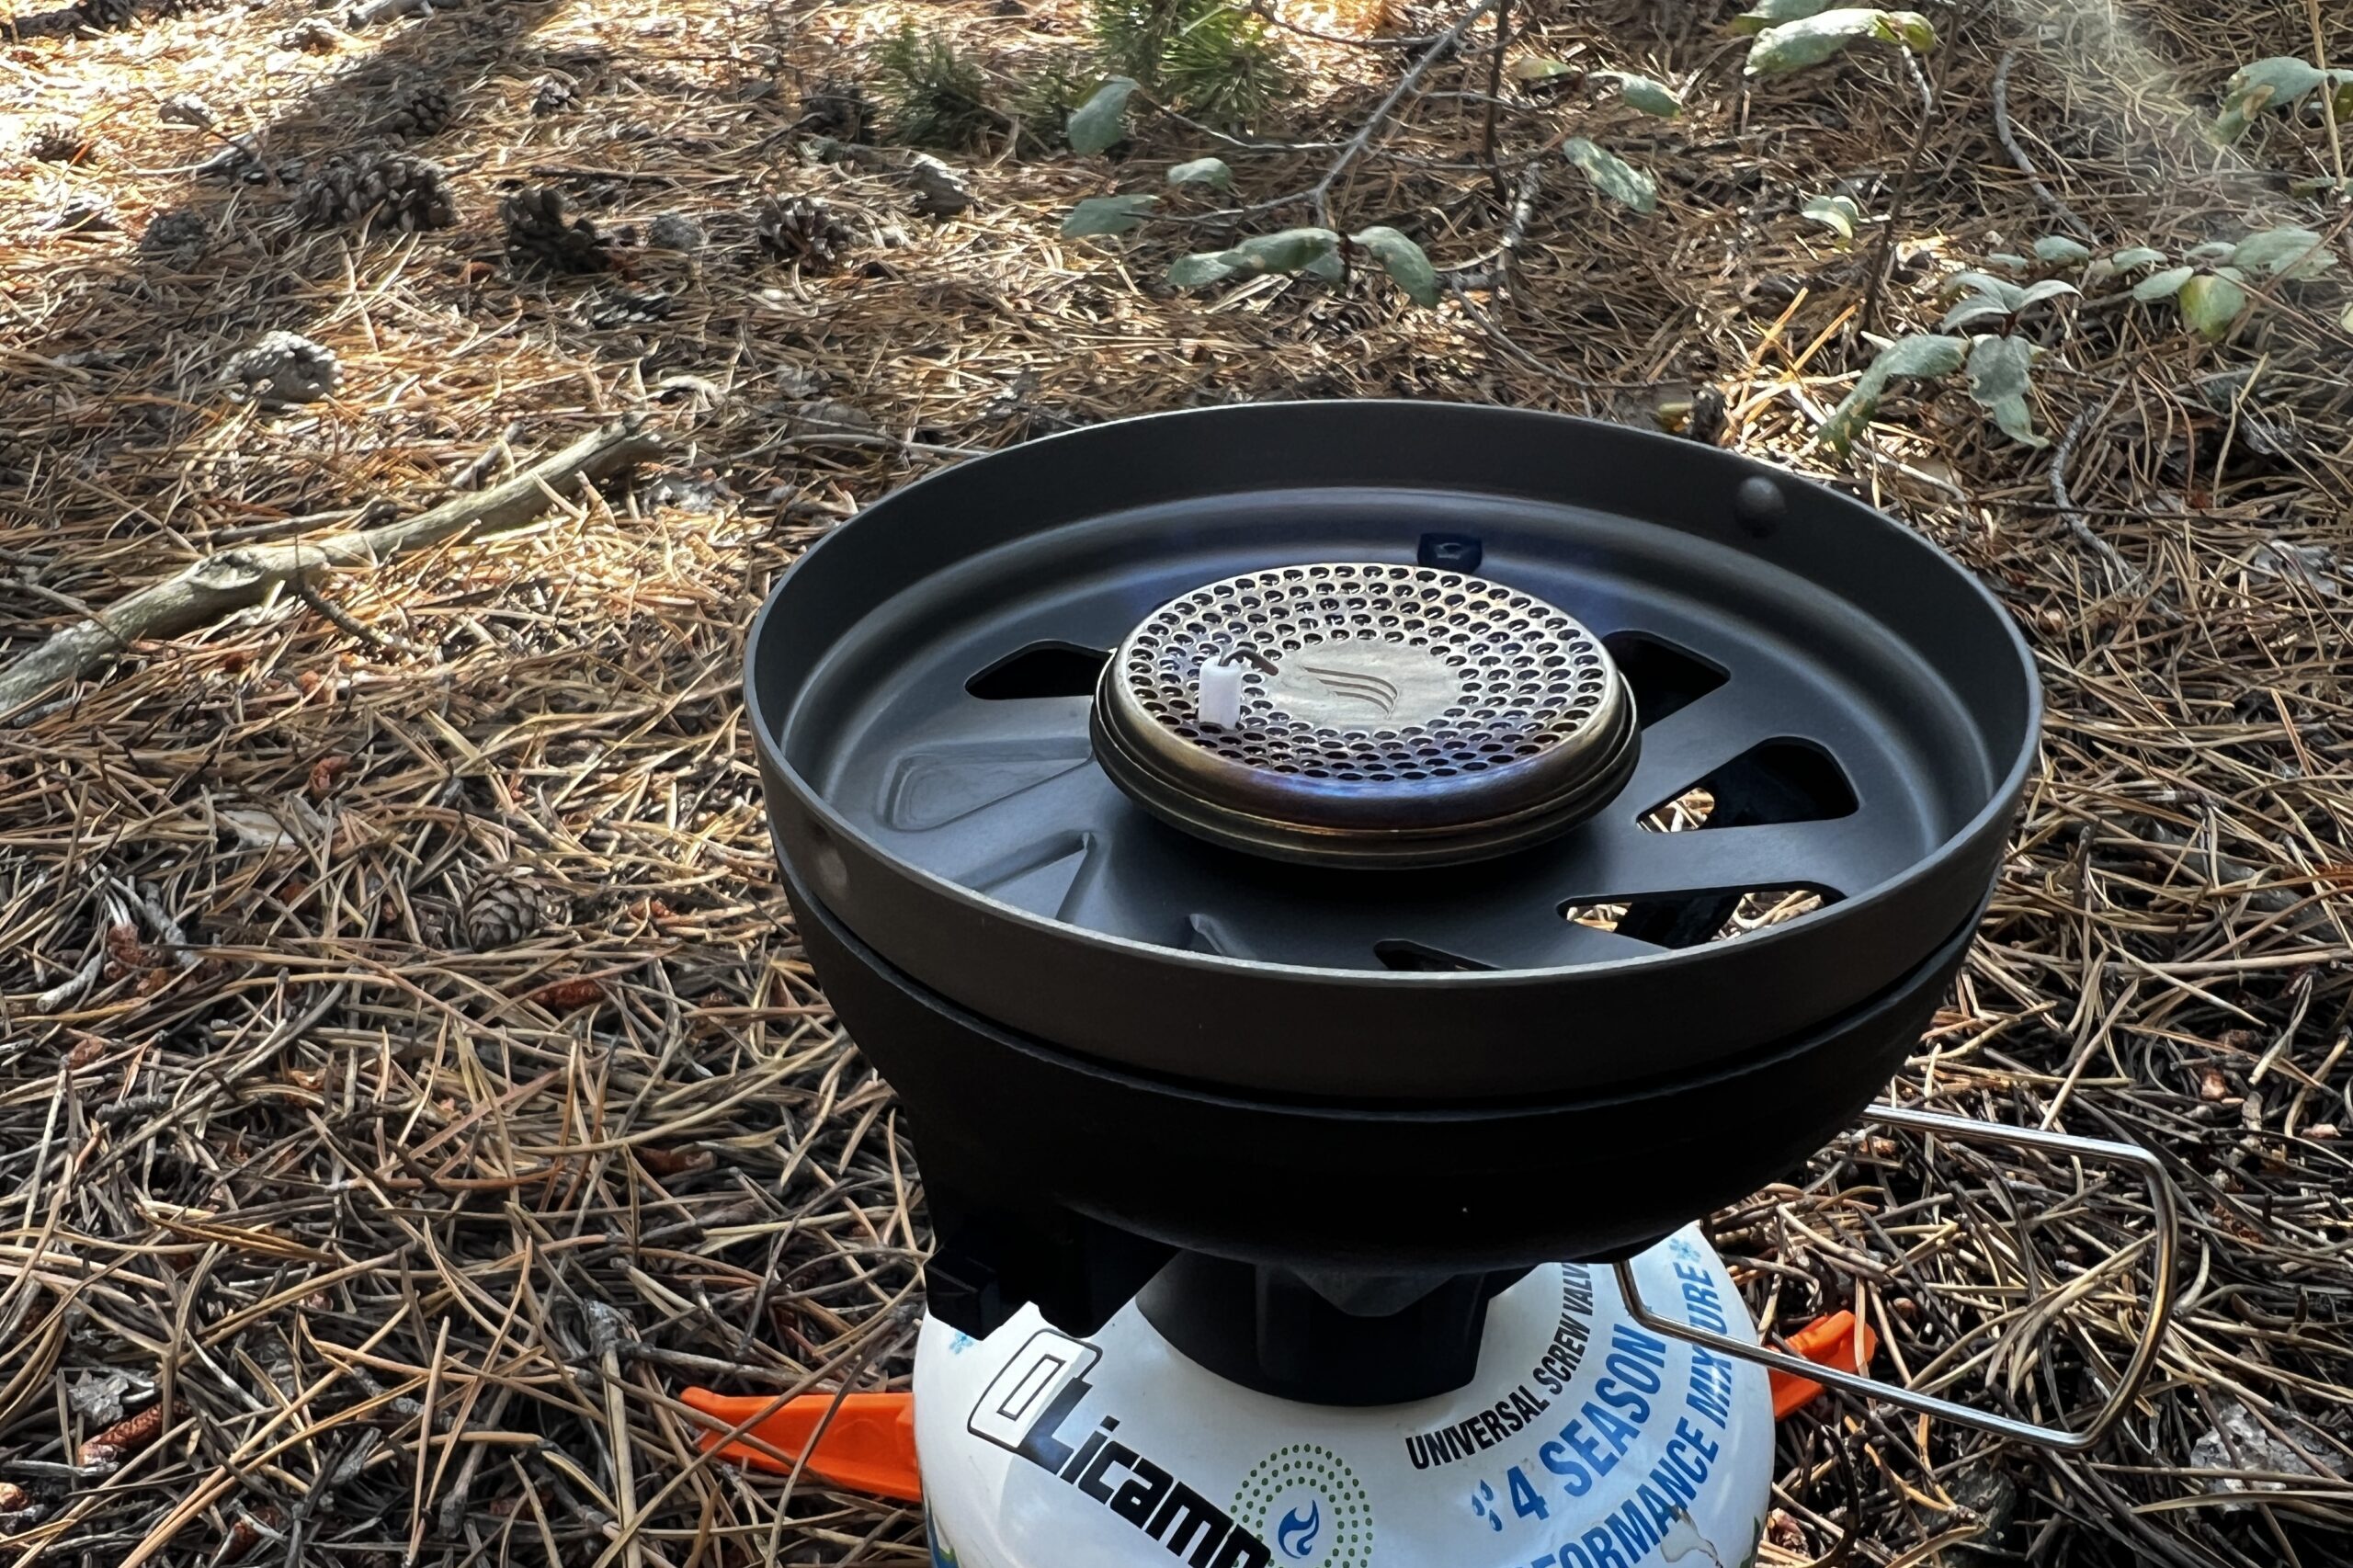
<box><xmin>1198</xmin><ymin>649</ymin><xmax>1276</xmax><ymax>729</ymax></box>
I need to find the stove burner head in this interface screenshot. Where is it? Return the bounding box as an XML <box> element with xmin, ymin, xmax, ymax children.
<box><xmin>1090</xmin><ymin>562</ymin><xmax>1639</xmax><ymax>867</ymax></box>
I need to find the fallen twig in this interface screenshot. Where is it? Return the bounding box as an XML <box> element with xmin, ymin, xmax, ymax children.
<box><xmin>1994</xmin><ymin>49</ymin><xmax>2096</xmax><ymax>243</ymax></box>
<box><xmin>0</xmin><ymin>418</ymin><xmax>663</xmax><ymax>717</ymax></box>
<box><xmin>2051</xmin><ymin>389</ymin><xmax>2144</xmax><ymax>591</ymax></box>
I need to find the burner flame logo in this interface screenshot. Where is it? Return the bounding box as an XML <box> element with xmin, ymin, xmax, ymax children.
<box><xmin>1293</xmin><ymin>661</ymin><xmax>1402</xmax><ymax>716</ymax></box>
<box><xmin>1277</xmin><ymin>1499</ymin><xmax>1322</xmax><ymax>1560</ymax></box>
<box><xmin>1234</xmin><ymin>1444</ymin><xmax>1370</xmax><ymax>1568</ymax></box>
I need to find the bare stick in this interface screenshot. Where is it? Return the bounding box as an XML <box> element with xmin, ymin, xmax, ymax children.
<box><xmin>1312</xmin><ymin>0</ymin><xmax>1499</xmax><ymax>226</ymax></box>
<box><xmin>2051</xmin><ymin>392</ymin><xmax>2142</xmax><ymax>591</ymax></box>
<box><xmin>0</xmin><ymin>418</ymin><xmax>664</xmax><ymax>717</ymax></box>
<box><xmin>2306</xmin><ymin>0</ymin><xmax>2348</xmax><ymax>192</ymax></box>
<box><xmin>1856</xmin><ymin>51</ymin><xmax>1937</xmax><ymax>343</ymax></box>
<box><xmin>1481</xmin><ymin>0</ymin><xmax>1512</xmax><ymax>201</ymax></box>
<box><xmin>291</xmin><ymin>576</ymin><xmax>425</xmax><ymax>656</ymax></box>
<box><xmin>1994</xmin><ymin>50</ymin><xmax>2096</xmax><ymax>242</ymax></box>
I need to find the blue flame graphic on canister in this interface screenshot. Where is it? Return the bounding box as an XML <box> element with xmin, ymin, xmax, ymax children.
<box><xmin>1278</xmin><ymin>1499</ymin><xmax>1322</xmax><ymax>1559</ymax></box>
<box><xmin>1234</xmin><ymin>1445</ymin><xmax>1370</xmax><ymax>1568</ymax></box>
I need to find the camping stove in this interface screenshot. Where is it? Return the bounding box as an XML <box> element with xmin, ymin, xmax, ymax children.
<box><xmin>745</xmin><ymin>403</ymin><xmax>2177</xmax><ymax>1568</ymax></box>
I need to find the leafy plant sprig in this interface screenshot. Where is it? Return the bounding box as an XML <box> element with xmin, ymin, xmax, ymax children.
<box><xmin>2214</xmin><ymin>56</ymin><xmax>2353</xmax><ymax>143</ymax></box>
<box><xmin>1818</xmin><ymin>255</ymin><xmax>2081</xmax><ymax>452</ymax></box>
<box><xmin>1937</xmin><ymin>270</ymin><xmax>2081</xmax><ymax>333</ymax></box>
<box><xmin>2079</xmin><ymin>226</ymin><xmax>2337</xmax><ymax>340</ymax></box>
<box><xmin>1054</xmin><ymin>50</ymin><xmax>1686</xmax><ymax>303</ymax></box>
<box><xmin>1736</xmin><ymin>6</ymin><xmax>1938</xmax><ymax>76</ymax></box>
<box><xmin>1816</xmin><ymin>333</ymin><xmax>2051</xmax><ymax>454</ymax></box>
<box><xmin>1800</xmin><ymin>193</ymin><xmax>1865</xmax><ymax>244</ymax></box>
<box><xmin>1169</xmin><ymin>225</ymin><xmax>1440</xmax><ymax>305</ymax></box>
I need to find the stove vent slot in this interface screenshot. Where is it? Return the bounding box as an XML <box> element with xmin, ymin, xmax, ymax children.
<box><xmin>966</xmin><ymin>642</ymin><xmax>1111</xmax><ymax>700</ymax></box>
<box><xmin>1638</xmin><ymin>739</ymin><xmax>1857</xmax><ymax>833</ymax></box>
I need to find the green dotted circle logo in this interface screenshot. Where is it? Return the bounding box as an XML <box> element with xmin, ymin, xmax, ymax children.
<box><xmin>1231</xmin><ymin>1444</ymin><xmax>1373</xmax><ymax>1568</ymax></box>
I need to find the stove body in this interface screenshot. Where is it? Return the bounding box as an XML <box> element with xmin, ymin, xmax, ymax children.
<box><xmin>741</xmin><ymin>402</ymin><xmax>2076</xmax><ymax>1565</ymax></box>
<box><xmin>915</xmin><ymin>1240</ymin><xmax>1771</xmax><ymax>1568</ymax></box>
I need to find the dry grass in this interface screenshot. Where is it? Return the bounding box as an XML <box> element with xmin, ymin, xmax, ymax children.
<box><xmin>1</xmin><ymin>0</ymin><xmax>2349</xmax><ymax>1562</ymax></box>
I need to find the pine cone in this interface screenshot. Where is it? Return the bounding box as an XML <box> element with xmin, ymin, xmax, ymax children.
<box><xmin>71</xmin><ymin>0</ymin><xmax>136</xmax><ymax>28</ymax></box>
<box><xmin>799</xmin><ymin>77</ymin><xmax>873</xmax><ymax>143</ymax></box>
<box><xmin>586</xmin><ymin>288</ymin><xmax>672</xmax><ymax>328</ymax></box>
<box><xmin>905</xmin><ymin>154</ymin><xmax>972</xmax><ymax>219</ymax></box>
<box><xmin>157</xmin><ymin>92</ymin><xmax>216</xmax><ymax>129</ymax></box>
<box><xmin>500</xmin><ymin>187</ymin><xmax>611</xmax><ymax>274</ymax></box>
<box><xmin>142</xmin><ymin>207</ymin><xmax>210</xmax><ymax>256</ymax></box>
<box><xmin>376</xmin><ymin>77</ymin><xmax>454</xmax><ymax>141</ymax></box>
<box><xmin>460</xmin><ymin>872</ymin><xmax>542</xmax><ymax>950</ymax></box>
<box><xmin>276</xmin><ymin>15</ymin><xmax>340</xmax><ymax>50</ymax></box>
<box><xmin>755</xmin><ymin>194</ymin><xmax>853</xmax><ymax>272</ymax></box>
<box><xmin>1683</xmin><ymin>387</ymin><xmax>1729</xmax><ymax>448</ymax></box>
<box><xmin>291</xmin><ymin>150</ymin><xmax>457</xmax><ymax>236</ymax></box>
<box><xmin>528</xmin><ymin>74</ymin><xmax>578</xmax><ymax>116</ymax></box>
<box><xmin>26</xmin><ymin>120</ymin><xmax>90</xmax><ymax>165</ymax></box>
<box><xmin>223</xmin><ymin>331</ymin><xmax>340</xmax><ymax>404</ymax></box>
<box><xmin>7</xmin><ymin>7</ymin><xmax>77</xmax><ymax>38</ymax></box>
<box><xmin>645</xmin><ymin>211</ymin><xmax>704</xmax><ymax>252</ymax></box>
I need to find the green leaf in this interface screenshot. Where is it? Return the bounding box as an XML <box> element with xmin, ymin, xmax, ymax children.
<box><xmin>2108</xmin><ymin>246</ymin><xmax>2169</xmax><ymax>271</ymax></box>
<box><xmin>1233</xmin><ymin>226</ymin><xmax>1341</xmax><ymax>274</ymax></box>
<box><xmin>1937</xmin><ymin>270</ymin><xmax>2070</xmax><ymax>329</ymax></box>
<box><xmin>1800</xmin><ymin>193</ymin><xmax>1860</xmax><ymax>241</ymax></box>
<box><xmin>2018</xmin><ymin>278</ymin><xmax>2081</xmax><ymax>309</ymax></box>
<box><xmin>1731</xmin><ymin>0</ymin><xmax>1836</xmax><ymax>34</ymax></box>
<box><xmin>1594</xmin><ymin>70</ymin><xmax>1683</xmax><ymax>118</ymax></box>
<box><xmin>1168</xmin><ymin>250</ymin><xmax>1244</xmax><ymax>288</ymax></box>
<box><xmin>1066</xmin><ymin>76</ymin><xmax>1138</xmax><ymax>156</ymax></box>
<box><xmin>1939</xmin><ymin>296</ymin><xmax>2015</xmax><ymax>331</ymax></box>
<box><xmin>2185</xmin><ymin>241</ymin><xmax>2237</xmax><ymax>263</ymax></box>
<box><xmin>1166</xmin><ymin>157</ymin><xmax>1233</xmax><ymax>190</ymax></box>
<box><xmin>1351</xmin><ymin>225</ymin><xmax>1439</xmax><ymax>307</ymax></box>
<box><xmin>1869</xmin><ymin>334</ymin><xmax>1970</xmax><ymax>380</ymax></box>
<box><xmin>1166</xmin><ymin>227</ymin><xmax>1346</xmax><ymax>293</ymax></box>
<box><xmin>1943</xmin><ymin>272</ymin><xmax>2026</xmax><ymax>309</ymax></box>
<box><xmin>2177</xmin><ymin>272</ymin><xmax>2247</xmax><ymax>340</ymax></box>
<box><xmin>2031</xmin><ymin>235</ymin><xmax>2092</xmax><ymax>265</ymax></box>
<box><xmin>1745</xmin><ymin>9</ymin><xmax>1937</xmax><ymax>75</ymax></box>
<box><xmin>2215</xmin><ymin>56</ymin><xmax>2325</xmax><ymax>142</ymax></box>
<box><xmin>2231</xmin><ymin>226</ymin><xmax>2336</xmax><ymax>280</ymax></box>
<box><xmin>1987</xmin><ymin>253</ymin><xmax>2030</xmax><ymax>272</ymax></box>
<box><xmin>1509</xmin><ymin>55</ymin><xmax>1576</xmax><ymax>83</ymax></box>
<box><xmin>1965</xmin><ymin>334</ymin><xmax>2045</xmax><ymax>447</ymax></box>
<box><xmin>2131</xmin><ymin>266</ymin><xmax>2195</xmax><ymax>302</ymax></box>
<box><xmin>1563</xmin><ymin>137</ymin><xmax>1657</xmax><ymax>213</ymax></box>
<box><xmin>1303</xmin><ymin>250</ymin><xmax>1346</xmax><ymax>282</ymax></box>
<box><xmin>1814</xmin><ymin>333</ymin><xmax>1967</xmax><ymax>455</ymax></box>
<box><xmin>1062</xmin><ymin>193</ymin><xmax>1158</xmax><ymax>237</ymax></box>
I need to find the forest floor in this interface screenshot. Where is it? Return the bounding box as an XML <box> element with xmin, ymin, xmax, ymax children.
<box><xmin>2</xmin><ymin>0</ymin><xmax>2351</xmax><ymax>1562</ymax></box>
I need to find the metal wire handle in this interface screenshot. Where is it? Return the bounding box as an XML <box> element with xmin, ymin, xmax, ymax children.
<box><xmin>1613</xmin><ymin>1104</ymin><xmax>2180</xmax><ymax>1451</ymax></box>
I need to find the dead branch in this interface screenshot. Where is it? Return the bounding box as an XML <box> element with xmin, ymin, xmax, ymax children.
<box><xmin>1994</xmin><ymin>50</ymin><xmax>2097</xmax><ymax>243</ymax></box>
<box><xmin>0</xmin><ymin>418</ymin><xmax>663</xmax><ymax>718</ymax></box>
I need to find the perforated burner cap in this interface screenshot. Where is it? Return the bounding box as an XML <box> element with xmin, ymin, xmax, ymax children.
<box><xmin>1090</xmin><ymin>562</ymin><xmax>1639</xmax><ymax>868</ymax></box>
